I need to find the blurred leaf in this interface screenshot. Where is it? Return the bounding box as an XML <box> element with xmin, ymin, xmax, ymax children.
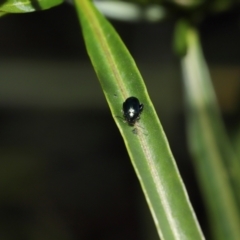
<box><xmin>125</xmin><ymin>0</ymin><xmax>204</xmax><ymax>8</ymax></box>
<box><xmin>173</xmin><ymin>19</ymin><xmax>189</xmax><ymax>56</ymax></box>
<box><xmin>0</xmin><ymin>0</ymin><xmax>63</xmax><ymax>13</ymax></box>
<box><xmin>0</xmin><ymin>11</ymin><xmax>7</xmax><ymax>16</ymax></box>
<box><xmin>74</xmin><ymin>0</ymin><xmax>205</xmax><ymax>239</ymax></box>
<box><xmin>181</xmin><ymin>25</ymin><xmax>240</xmax><ymax>240</ymax></box>
<box><xmin>94</xmin><ymin>1</ymin><xmax>167</xmax><ymax>22</ymax></box>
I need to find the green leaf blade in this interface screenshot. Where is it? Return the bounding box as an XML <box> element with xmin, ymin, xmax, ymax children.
<box><xmin>74</xmin><ymin>1</ymin><xmax>204</xmax><ymax>239</ymax></box>
<box><xmin>0</xmin><ymin>0</ymin><xmax>63</xmax><ymax>13</ymax></box>
<box><xmin>181</xmin><ymin>26</ymin><xmax>240</xmax><ymax>240</ymax></box>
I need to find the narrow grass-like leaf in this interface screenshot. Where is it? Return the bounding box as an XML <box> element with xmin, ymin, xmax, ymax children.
<box><xmin>181</xmin><ymin>26</ymin><xmax>240</xmax><ymax>240</ymax></box>
<box><xmin>74</xmin><ymin>1</ymin><xmax>204</xmax><ymax>239</ymax></box>
<box><xmin>0</xmin><ymin>0</ymin><xmax>63</xmax><ymax>13</ymax></box>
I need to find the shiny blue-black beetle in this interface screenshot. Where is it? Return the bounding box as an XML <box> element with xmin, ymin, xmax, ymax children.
<box><xmin>123</xmin><ymin>97</ymin><xmax>143</xmax><ymax>125</ymax></box>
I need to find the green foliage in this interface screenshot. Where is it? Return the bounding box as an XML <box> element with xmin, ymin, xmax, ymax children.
<box><xmin>173</xmin><ymin>19</ymin><xmax>189</xmax><ymax>56</ymax></box>
<box><xmin>1</xmin><ymin>0</ymin><xmax>240</xmax><ymax>239</ymax></box>
<box><xmin>181</xmin><ymin>26</ymin><xmax>240</xmax><ymax>240</ymax></box>
<box><xmin>73</xmin><ymin>0</ymin><xmax>205</xmax><ymax>239</ymax></box>
<box><xmin>0</xmin><ymin>0</ymin><xmax>63</xmax><ymax>13</ymax></box>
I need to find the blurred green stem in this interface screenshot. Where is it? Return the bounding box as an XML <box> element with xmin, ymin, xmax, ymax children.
<box><xmin>181</xmin><ymin>26</ymin><xmax>240</xmax><ymax>240</ymax></box>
